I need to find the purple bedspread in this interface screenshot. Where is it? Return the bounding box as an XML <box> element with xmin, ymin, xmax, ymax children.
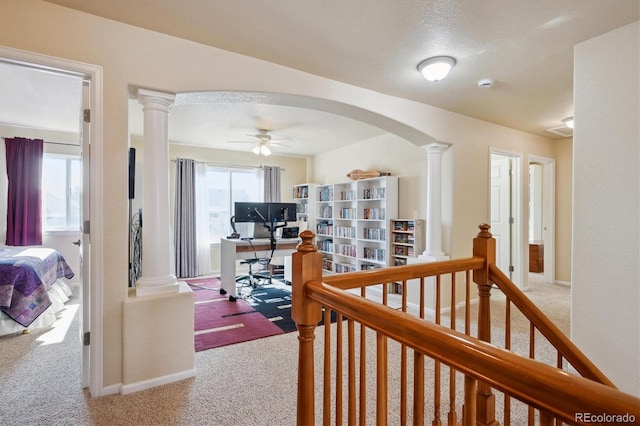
<box><xmin>0</xmin><ymin>247</ymin><xmax>74</xmax><ymax>327</ymax></box>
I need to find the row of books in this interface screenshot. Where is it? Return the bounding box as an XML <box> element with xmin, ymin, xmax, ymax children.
<box><xmin>362</xmin><ymin>247</ymin><xmax>385</xmax><ymax>261</ymax></box>
<box><xmin>363</xmin><ymin>227</ymin><xmax>385</xmax><ymax>241</ymax></box>
<box><xmin>318</xmin><ymin>187</ymin><xmax>334</xmax><ymax>202</ymax></box>
<box><xmin>361</xmin><ymin>264</ymin><xmax>382</xmax><ymax>271</ymax></box>
<box><xmin>338</xmin><ymin>190</ymin><xmax>356</xmax><ymax>200</ymax></box>
<box><xmin>361</xmin><ymin>187</ymin><xmax>386</xmax><ymax>200</ymax></box>
<box><xmin>317</xmin><ymin>239</ymin><xmax>333</xmax><ymax>253</ymax></box>
<box><xmin>335</xmin><ymin>226</ymin><xmax>356</xmax><ymax>238</ymax></box>
<box><xmin>316</xmin><ymin>222</ymin><xmax>333</xmax><ymax>235</ymax></box>
<box><xmin>318</xmin><ymin>205</ymin><xmax>333</xmax><ymax>218</ymax></box>
<box><xmin>393</xmin><ymin>246</ymin><xmax>415</xmax><ymax>256</ymax></box>
<box><xmin>322</xmin><ymin>258</ymin><xmax>333</xmax><ymax>272</ymax></box>
<box><xmin>393</xmin><ymin>220</ymin><xmax>416</xmax><ymax>231</ymax></box>
<box><xmin>338</xmin><ymin>208</ymin><xmax>357</xmax><ymax>219</ymax></box>
<box><xmin>335</xmin><ymin>243</ymin><xmax>357</xmax><ymax>257</ymax></box>
<box><xmin>393</xmin><ymin>234</ymin><xmax>415</xmax><ymax>243</ymax></box>
<box><xmin>293</xmin><ymin>185</ymin><xmax>310</xmax><ymax>199</ymax></box>
<box><xmin>362</xmin><ymin>208</ymin><xmax>385</xmax><ymax>220</ymax></box>
<box><xmin>335</xmin><ymin>263</ymin><xmax>357</xmax><ymax>273</ymax></box>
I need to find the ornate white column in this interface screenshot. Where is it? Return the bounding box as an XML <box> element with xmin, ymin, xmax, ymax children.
<box><xmin>135</xmin><ymin>89</ymin><xmax>179</xmax><ymax>296</ymax></box>
<box><xmin>421</xmin><ymin>142</ymin><xmax>451</xmax><ymax>260</ymax></box>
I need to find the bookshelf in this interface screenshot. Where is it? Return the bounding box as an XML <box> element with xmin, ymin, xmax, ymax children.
<box><xmin>389</xmin><ymin>219</ymin><xmax>424</xmax><ymax>294</ymax></box>
<box><xmin>312</xmin><ymin>176</ymin><xmax>398</xmax><ymax>274</ymax></box>
<box><xmin>390</xmin><ymin>219</ymin><xmax>424</xmax><ymax>266</ymax></box>
<box><xmin>292</xmin><ymin>183</ymin><xmax>317</xmax><ymax>226</ymax></box>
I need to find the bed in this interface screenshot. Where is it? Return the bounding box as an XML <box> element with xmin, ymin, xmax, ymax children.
<box><xmin>0</xmin><ymin>246</ymin><xmax>75</xmax><ymax>336</ymax></box>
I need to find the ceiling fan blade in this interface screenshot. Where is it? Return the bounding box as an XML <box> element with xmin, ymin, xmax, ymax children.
<box><xmin>226</xmin><ymin>140</ymin><xmax>255</xmax><ymax>144</ymax></box>
<box><xmin>270</xmin><ymin>142</ymin><xmax>291</xmax><ymax>147</ymax></box>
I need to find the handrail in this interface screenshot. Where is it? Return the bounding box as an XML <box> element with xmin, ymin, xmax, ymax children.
<box><xmin>489</xmin><ymin>263</ymin><xmax>615</xmax><ymax>387</ymax></box>
<box><xmin>305</xmin><ymin>278</ymin><xmax>640</xmax><ymax>423</ymax></box>
<box><xmin>322</xmin><ymin>257</ymin><xmax>484</xmax><ymax>289</ymax></box>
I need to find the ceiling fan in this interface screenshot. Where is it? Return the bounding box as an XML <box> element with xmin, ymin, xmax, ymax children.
<box><xmin>227</xmin><ymin>129</ymin><xmax>291</xmax><ymax>156</ymax></box>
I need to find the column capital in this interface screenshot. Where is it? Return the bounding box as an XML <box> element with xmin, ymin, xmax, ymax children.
<box><xmin>137</xmin><ymin>89</ymin><xmax>176</xmax><ymax>110</ymax></box>
<box><xmin>423</xmin><ymin>142</ymin><xmax>451</xmax><ymax>154</ymax></box>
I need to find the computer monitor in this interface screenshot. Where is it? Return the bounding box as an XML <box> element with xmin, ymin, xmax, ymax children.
<box><xmin>268</xmin><ymin>203</ymin><xmax>297</xmax><ymax>223</ymax></box>
<box><xmin>234</xmin><ymin>202</ymin><xmax>269</xmax><ymax>223</ymax></box>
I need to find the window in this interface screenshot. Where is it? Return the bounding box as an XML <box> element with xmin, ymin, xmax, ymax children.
<box><xmin>42</xmin><ymin>154</ymin><xmax>81</xmax><ymax>232</ymax></box>
<box><xmin>205</xmin><ymin>166</ymin><xmax>261</xmax><ymax>243</ymax></box>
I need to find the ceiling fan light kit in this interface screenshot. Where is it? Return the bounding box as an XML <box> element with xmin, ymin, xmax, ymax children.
<box><xmin>227</xmin><ymin>128</ymin><xmax>288</xmax><ymax>156</ymax></box>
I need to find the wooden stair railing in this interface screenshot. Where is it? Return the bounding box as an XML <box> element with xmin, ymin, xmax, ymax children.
<box><xmin>292</xmin><ymin>226</ymin><xmax>640</xmax><ymax>425</ymax></box>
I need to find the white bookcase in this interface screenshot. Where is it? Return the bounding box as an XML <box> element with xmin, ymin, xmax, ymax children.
<box><xmin>292</xmin><ymin>183</ymin><xmax>317</xmax><ymax>227</ymax></box>
<box><xmin>312</xmin><ymin>176</ymin><xmax>398</xmax><ymax>274</ymax></box>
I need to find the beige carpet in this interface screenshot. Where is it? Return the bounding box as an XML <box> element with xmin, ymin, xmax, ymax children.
<box><xmin>0</xmin><ymin>276</ymin><xmax>570</xmax><ymax>425</ymax></box>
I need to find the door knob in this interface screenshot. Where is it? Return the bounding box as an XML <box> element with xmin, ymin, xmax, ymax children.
<box><xmin>72</xmin><ymin>239</ymin><xmax>81</xmax><ymax>246</ymax></box>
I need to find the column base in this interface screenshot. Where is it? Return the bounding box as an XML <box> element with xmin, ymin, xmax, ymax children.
<box><xmin>418</xmin><ymin>253</ymin><xmax>450</xmax><ymax>262</ymax></box>
<box><xmin>135</xmin><ymin>274</ymin><xmax>179</xmax><ymax>297</ymax></box>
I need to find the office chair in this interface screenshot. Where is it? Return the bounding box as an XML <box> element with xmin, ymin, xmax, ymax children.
<box><xmin>235</xmin><ymin>240</ymin><xmax>273</xmax><ymax>297</ymax></box>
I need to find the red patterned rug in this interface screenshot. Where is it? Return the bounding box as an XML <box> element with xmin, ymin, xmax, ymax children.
<box><xmin>186</xmin><ymin>277</ymin><xmax>286</xmax><ymax>351</ymax></box>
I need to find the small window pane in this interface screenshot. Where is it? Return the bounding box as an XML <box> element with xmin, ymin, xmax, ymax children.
<box><xmin>42</xmin><ymin>155</ymin><xmax>81</xmax><ymax>231</ymax></box>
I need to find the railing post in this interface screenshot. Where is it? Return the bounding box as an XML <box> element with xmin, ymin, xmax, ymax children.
<box><xmin>472</xmin><ymin>224</ymin><xmax>500</xmax><ymax>426</ymax></box>
<box><xmin>292</xmin><ymin>230</ymin><xmax>323</xmax><ymax>426</ymax></box>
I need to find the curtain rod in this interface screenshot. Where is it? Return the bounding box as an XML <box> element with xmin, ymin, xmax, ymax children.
<box><xmin>170</xmin><ymin>159</ymin><xmax>285</xmax><ymax>171</ymax></box>
<box><xmin>1</xmin><ymin>137</ymin><xmax>80</xmax><ymax>147</ymax></box>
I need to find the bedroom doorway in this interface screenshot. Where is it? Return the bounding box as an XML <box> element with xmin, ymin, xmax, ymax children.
<box><xmin>0</xmin><ymin>47</ymin><xmax>102</xmax><ymax>395</ymax></box>
<box><xmin>489</xmin><ymin>150</ymin><xmax>524</xmax><ymax>288</ymax></box>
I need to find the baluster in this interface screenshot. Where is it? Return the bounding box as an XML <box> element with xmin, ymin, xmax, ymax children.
<box><xmin>401</xmin><ymin>280</ymin><xmax>408</xmax><ymax>425</ymax></box>
<box><xmin>463</xmin><ymin>375</ymin><xmax>477</xmax><ymax>426</ymax></box>
<box><xmin>528</xmin><ymin>323</ymin><xmax>535</xmax><ymax>425</ymax></box>
<box><xmin>336</xmin><ymin>314</ymin><xmax>343</xmax><ymax>424</ymax></box>
<box><xmin>433</xmin><ymin>275</ymin><xmax>442</xmax><ymax>426</ymax></box>
<box><xmin>414</xmin><ymin>352</ymin><xmax>425</xmax><ymax>425</ymax></box>
<box><xmin>449</xmin><ymin>273</ymin><xmax>458</xmax><ymax>425</ymax></box>
<box><xmin>504</xmin><ymin>299</ymin><xmax>511</xmax><ymax>425</ymax></box>
<box><xmin>376</xmin><ymin>332</ymin><xmax>388</xmax><ymax>426</ymax></box>
<box><xmin>465</xmin><ymin>270</ymin><xmax>471</xmax><ymax>335</ymax></box>
<box><xmin>348</xmin><ymin>318</ymin><xmax>356</xmax><ymax>426</ymax></box>
<box><xmin>323</xmin><ymin>309</ymin><xmax>331</xmax><ymax>426</ymax></box>
<box><xmin>359</xmin><ymin>287</ymin><xmax>367</xmax><ymax>426</ymax></box>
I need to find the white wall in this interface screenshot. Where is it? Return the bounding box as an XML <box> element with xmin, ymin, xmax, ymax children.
<box><xmin>573</xmin><ymin>21</ymin><xmax>639</xmax><ymax>396</ymax></box>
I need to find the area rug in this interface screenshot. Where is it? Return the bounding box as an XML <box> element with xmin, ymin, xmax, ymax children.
<box><xmin>187</xmin><ymin>277</ymin><xmax>283</xmax><ymax>351</ymax></box>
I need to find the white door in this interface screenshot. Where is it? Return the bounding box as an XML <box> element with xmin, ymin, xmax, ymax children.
<box><xmin>490</xmin><ymin>154</ymin><xmax>513</xmax><ymax>279</ymax></box>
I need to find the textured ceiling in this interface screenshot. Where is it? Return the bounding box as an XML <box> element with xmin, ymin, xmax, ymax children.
<box><xmin>2</xmin><ymin>1</ymin><xmax>639</xmax><ymax>155</ymax></box>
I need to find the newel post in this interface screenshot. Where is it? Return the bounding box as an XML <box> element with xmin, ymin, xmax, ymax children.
<box><xmin>472</xmin><ymin>224</ymin><xmax>500</xmax><ymax>426</ymax></box>
<box><xmin>292</xmin><ymin>230</ymin><xmax>323</xmax><ymax>426</ymax></box>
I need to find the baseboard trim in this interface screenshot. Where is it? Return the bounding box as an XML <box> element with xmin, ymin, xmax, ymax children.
<box><xmin>555</xmin><ymin>280</ymin><xmax>571</xmax><ymax>287</ymax></box>
<box><xmin>101</xmin><ymin>383</ymin><xmax>122</xmax><ymax>396</ymax></box>
<box><xmin>120</xmin><ymin>368</ymin><xmax>197</xmax><ymax>395</ymax></box>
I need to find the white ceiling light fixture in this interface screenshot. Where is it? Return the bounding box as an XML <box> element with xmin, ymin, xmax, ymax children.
<box><xmin>417</xmin><ymin>56</ymin><xmax>456</xmax><ymax>82</ymax></box>
<box><xmin>562</xmin><ymin>117</ymin><xmax>574</xmax><ymax>129</ymax></box>
<box><xmin>252</xmin><ymin>144</ymin><xmax>271</xmax><ymax>156</ymax></box>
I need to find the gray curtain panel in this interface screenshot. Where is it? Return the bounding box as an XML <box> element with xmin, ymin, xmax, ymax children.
<box><xmin>174</xmin><ymin>158</ymin><xmax>198</xmax><ymax>278</ymax></box>
<box><xmin>262</xmin><ymin>165</ymin><xmax>281</xmax><ymax>202</ymax></box>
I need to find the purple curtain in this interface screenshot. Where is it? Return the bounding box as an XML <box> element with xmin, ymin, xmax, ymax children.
<box><xmin>5</xmin><ymin>137</ymin><xmax>44</xmax><ymax>246</ymax></box>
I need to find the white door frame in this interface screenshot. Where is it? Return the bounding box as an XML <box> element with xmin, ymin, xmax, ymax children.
<box><xmin>0</xmin><ymin>46</ymin><xmax>105</xmax><ymax>397</ymax></box>
<box><xmin>489</xmin><ymin>148</ymin><xmax>525</xmax><ymax>290</ymax></box>
<box><xmin>528</xmin><ymin>155</ymin><xmax>556</xmax><ymax>284</ymax></box>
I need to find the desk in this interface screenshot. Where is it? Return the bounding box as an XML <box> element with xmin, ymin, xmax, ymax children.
<box><xmin>220</xmin><ymin>237</ymin><xmax>300</xmax><ymax>300</ymax></box>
